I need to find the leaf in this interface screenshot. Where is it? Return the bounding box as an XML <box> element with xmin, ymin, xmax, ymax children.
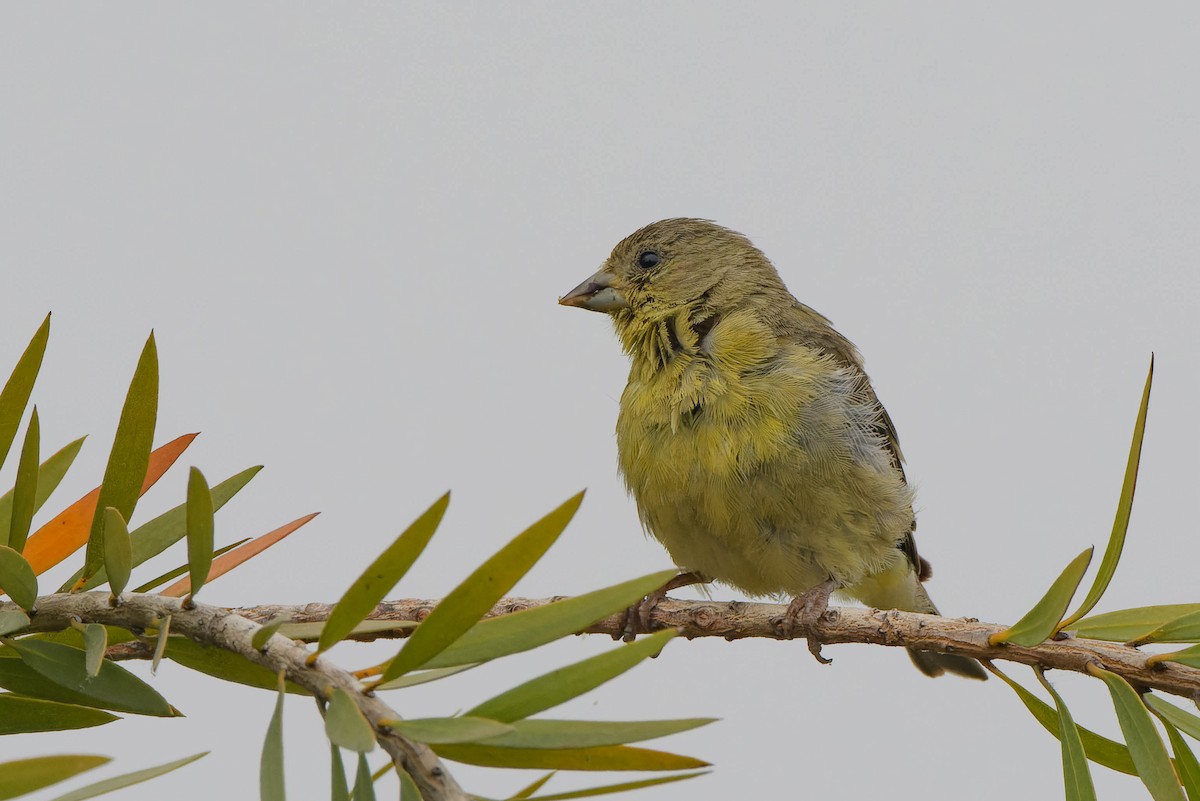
<box><xmin>1062</xmin><ymin>356</ymin><xmax>1153</xmax><ymax>629</ymax></box>
<box><xmin>466</xmin><ymin>629</ymin><xmax>677</xmax><ymax>723</ymax></box>
<box><xmin>519</xmin><ymin>772</ymin><xmax>708</xmax><ymax>801</ymax></box>
<box><xmin>278</xmin><ymin>619</ymin><xmax>414</xmax><ymax>643</ymax></box>
<box><xmin>261</xmin><ymin>674</ymin><xmax>287</xmax><ymax>801</ymax></box>
<box><xmin>159</xmin><ymin>512</ymin><xmax>318</xmax><ymax>597</ymax></box>
<box><xmin>1161</xmin><ymin>723</ymin><xmax>1200</xmax><ymax>801</ymax></box>
<box><xmin>7</xmin><ymin>639</ymin><xmax>174</xmax><ymax>716</ymax></box>
<box><xmin>508</xmin><ymin>772</ymin><xmax>556</xmax><ymax>800</ymax></box>
<box><xmin>0</xmin><ymin>754</ymin><xmax>108</xmax><ymax>801</ymax></box>
<box><xmin>325</xmin><ymin>688</ymin><xmax>377</xmax><ymax>753</ymax></box>
<box><xmin>78</xmin><ymin>332</ymin><xmax>159</xmax><ymax>589</ymax></box>
<box><xmin>46</xmin><ymin>752</ymin><xmax>207</xmax><ymax>801</ymax></box>
<box><xmin>0</xmin><ymin>694</ymin><xmax>118</xmax><ymax>734</ymax></box>
<box><xmin>329</xmin><ymin>744</ymin><xmax>350</xmax><ymax>801</ymax></box>
<box><xmin>1072</xmin><ymin>605</ymin><xmax>1200</xmax><ymax>643</ymax></box>
<box><xmin>101</xmin><ymin>509</ymin><xmax>131</xmax><ymax>599</ymax></box>
<box><xmin>385</xmin><ymin>717</ymin><xmax>514</xmax><ymax>745</ymax></box>
<box><xmin>477</xmin><ymin>718</ymin><xmax>715</xmax><ymax>750</ymax></box>
<box><xmin>0</xmin><ymin>436</ymin><xmax>86</xmax><ymax>550</ymax></box>
<box><xmin>24</xmin><ymin>433</ymin><xmax>196</xmax><ymax>576</ymax></box>
<box><xmin>163</xmin><ymin>638</ymin><xmax>309</xmax><ymax>695</ymax></box>
<box><xmin>424</xmin><ymin>570</ymin><xmax>679</xmax><ymax>669</ymax></box>
<box><xmin>252</xmin><ymin>614</ymin><xmax>291</xmax><ymax>651</ymax></box>
<box><xmin>1088</xmin><ymin>664</ymin><xmax>1185</xmax><ymax>801</ymax></box>
<box><xmin>397</xmin><ymin>767</ymin><xmax>420</xmax><ymax>801</ymax></box>
<box><xmin>372</xmin><ymin>663</ymin><xmax>478</xmax><ymax>691</ymax></box>
<box><xmin>990</xmin><ymin>548</ymin><xmax>1093</xmax><ymax>647</ymax></box>
<box><xmin>151</xmin><ymin>615</ymin><xmax>170</xmax><ymax>674</ymax></box>
<box><xmin>6</xmin><ymin>407</ymin><xmax>39</xmax><ymax>552</ymax></box>
<box><xmin>0</xmin><ymin>313</ymin><xmax>50</xmax><ymax>476</ymax></box>
<box><xmin>0</xmin><ymin>545</ymin><xmax>38</xmax><ymax>610</ymax></box>
<box><xmin>1149</xmin><ymin>644</ymin><xmax>1200</xmax><ymax>670</ymax></box>
<box><xmin>1036</xmin><ymin>670</ymin><xmax>1096</xmax><ymax>801</ymax></box>
<box><xmin>381</xmin><ymin>492</ymin><xmax>584</xmax><ymax>681</ymax></box>
<box><xmin>352</xmin><ymin>753</ymin><xmax>376</xmax><ymax>801</ymax></box>
<box><xmin>318</xmin><ymin>493</ymin><xmax>449</xmax><ymax>653</ymax></box>
<box><xmin>433</xmin><ymin>743</ymin><xmax>707</xmax><ymax>772</ymax></box>
<box><xmin>1145</xmin><ymin>696</ymin><xmax>1200</xmax><ymax>742</ymax></box>
<box><xmin>0</xmin><ymin>609</ymin><xmax>29</xmax><ymax>635</ymax></box>
<box><xmin>184</xmin><ymin>467</ymin><xmax>215</xmax><ymax>603</ymax></box>
<box><xmin>129</xmin><ymin>538</ymin><xmax>250</xmax><ymax>594</ymax></box>
<box><xmin>80</xmin><ymin>623</ymin><xmax>107</xmax><ymax>678</ymax></box>
<box><xmin>990</xmin><ymin>664</ymin><xmax>1137</xmax><ymax>775</ymax></box>
<box><xmin>71</xmin><ymin>465</ymin><xmax>261</xmax><ymax>592</ymax></box>
<box><xmin>1132</xmin><ymin>609</ymin><xmax>1200</xmax><ymax>646</ymax></box>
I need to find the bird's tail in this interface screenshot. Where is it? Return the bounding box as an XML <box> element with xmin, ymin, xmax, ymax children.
<box><xmin>848</xmin><ymin>563</ymin><xmax>987</xmax><ymax>681</ymax></box>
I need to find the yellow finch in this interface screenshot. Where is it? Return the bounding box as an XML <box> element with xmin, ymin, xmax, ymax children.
<box><xmin>560</xmin><ymin>218</ymin><xmax>984</xmax><ymax>679</ymax></box>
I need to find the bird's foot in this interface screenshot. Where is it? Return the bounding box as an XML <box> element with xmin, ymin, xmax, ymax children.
<box><xmin>619</xmin><ymin>571</ymin><xmax>708</xmax><ymax>642</ymax></box>
<box><xmin>782</xmin><ymin>578</ymin><xmax>839</xmax><ymax>664</ymax></box>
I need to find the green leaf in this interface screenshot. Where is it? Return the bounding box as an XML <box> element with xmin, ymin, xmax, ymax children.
<box><xmin>1149</xmin><ymin>644</ymin><xmax>1200</xmax><ymax>670</ymax></box>
<box><xmin>101</xmin><ymin>509</ymin><xmax>131</xmax><ymax>599</ymax></box>
<box><xmin>433</xmin><ymin>743</ymin><xmax>707</xmax><ymax>772</ymax></box>
<box><xmin>261</xmin><ymin>674</ymin><xmax>287</xmax><ymax>801</ymax></box>
<box><xmin>0</xmin><ymin>313</ymin><xmax>50</xmax><ymax>477</ymax></box>
<box><xmin>381</xmin><ymin>492</ymin><xmax>584</xmax><ymax>681</ymax></box>
<box><xmin>990</xmin><ymin>664</ymin><xmax>1137</xmax><ymax>775</ymax></box>
<box><xmin>508</xmin><ymin>772</ymin><xmax>556</xmax><ymax>800</ymax></box>
<box><xmin>0</xmin><ymin>754</ymin><xmax>107</xmax><ymax>801</ymax></box>
<box><xmin>79</xmin><ymin>332</ymin><xmax>159</xmax><ymax>589</ymax></box>
<box><xmin>46</xmin><ymin>752</ymin><xmax>207</xmax><ymax>801</ymax></box>
<box><xmin>70</xmin><ymin>466</ymin><xmax>261</xmax><ymax>592</ymax></box>
<box><xmin>1072</xmin><ymin>606</ymin><xmax>1200</xmax><ymax>643</ymax></box>
<box><xmin>1145</xmin><ymin>696</ymin><xmax>1200</xmax><ymax>742</ymax></box>
<box><xmin>7</xmin><ymin>407</ymin><xmax>39</xmax><ymax>552</ymax></box>
<box><xmin>7</xmin><ymin>639</ymin><xmax>174</xmax><ymax>716</ymax></box>
<box><xmin>424</xmin><ymin>569</ymin><xmax>679</xmax><ymax>669</ymax></box>
<box><xmin>325</xmin><ymin>688</ymin><xmax>377</xmax><ymax>753</ymax></box>
<box><xmin>990</xmin><ymin>548</ymin><xmax>1093</xmax><ymax>647</ymax></box>
<box><xmin>1062</xmin><ymin>356</ymin><xmax>1153</xmax><ymax>629</ymax></box>
<box><xmin>386</xmin><ymin>716</ymin><xmax>514</xmax><ymax>745</ymax></box>
<box><xmin>352</xmin><ymin>753</ymin><xmax>376</xmax><ymax>801</ymax></box>
<box><xmin>397</xmin><ymin>767</ymin><xmax>420</xmax><ymax>801</ymax></box>
<box><xmin>318</xmin><ymin>493</ymin><xmax>449</xmax><ymax>653</ymax></box>
<box><xmin>184</xmin><ymin>467</ymin><xmax>214</xmax><ymax>603</ymax></box>
<box><xmin>1131</xmin><ymin>609</ymin><xmax>1200</xmax><ymax>646</ymax></box>
<box><xmin>1161</xmin><ymin>723</ymin><xmax>1200</xmax><ymax>801</ymax></box>
<box><xmin>251</xmin><ymin>614</ymin><xmax>291</xmax><ymax>651</ymax></box>
<box><xmin>479</xmin><ymin>718</ymin><xmax>715</xmax><ymax>750</ymax></box>
<box><xmin>0</xmin><ymin>609</ymin><xmax>29</xmax><ymax>636</ymax></box>
<box><xmin>329</xmin><ymin>744</ymin><xmax>350</xmax><ymax>801</ymax></box>
<box><xmin>80</xmin><ymin>623</ymin><xmax>107</xmax><ymax>678</ymax></box>
<box><xmin>0</xmin><ymin>545</ymin><xmax>38</xmax><ymax>610</ymax></box>
<box><xmin>277</xmin><ymin>619</ymin><xmax>414</xmax><ymax>643</ymax></box>
<box><xmin>520</xmin><ymin>772</ymin><xmax>708</xmax><ymax>801</ymax></box>
<box><xmin>373</xmin><ymin>663</ymin><xmax>477</xmax><ymax>691</ymax></box>
<box><xmin>128</xmin><ymin>538</ymin><xmax>250</xmax><ymax>594</ymax></box>
<box><xmin>0</xmin><ymin>436</ymin><xmax>85</xmax><ymax>550</ymax></box>
<box><xmin>466</xmin><ymin>629</ymin><xmax>677</xmax><ymax>723</ymax></box>
<box><xmin>0</xmin><ymin>694</ymin><xmax>118</xmax><ymax>734</ymax></box>
<box><xmin>1036</xmin><ymin>670</ymin><xmax>1096</xmax><ymax>801</ymax></box>
<box><xmin>151</xmin><ymin>615</ymin><xmax>170</xmax><ymax>674</ymax></box>
<box><xmin>164</xmin><ymin>638</ymin><xmax>309</xmax><ymax>695</ymax></box>
<box><xmin>1089</xmin><ymin>664</ymin><xmax>1185</xmax><ymax>800</ymax></box>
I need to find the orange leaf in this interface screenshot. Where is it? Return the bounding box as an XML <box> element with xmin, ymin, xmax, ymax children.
<box><xmin>22</xmin><ymin>434</ymin><xmax>198</xmax><ymax>576</ymax></box>
<box><xmin>159</xmin><ymin>512</ymin><xmax>318</xmax><ymax>598</ymax></box>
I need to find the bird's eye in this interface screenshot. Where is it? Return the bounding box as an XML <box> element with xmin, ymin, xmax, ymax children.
<box><xmin>637</xmin><ymin>251</ymin><xmax>661</xmax><ymax>269</ymax></box>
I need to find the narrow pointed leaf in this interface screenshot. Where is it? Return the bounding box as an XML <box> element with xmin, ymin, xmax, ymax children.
<box><xmin>0</xmin><ymin>436</ymin><xmax>86</xmax><ymax>549</ymax></box>
<box><xmin>277</xmin><ymin>618</ymin><xmax>414</xmax><ymax>644</ymax></box>
<box><xmin>425</xmin><ymin>569</ymin><xmax>679</xmax><ymax>669</ymax></box>
<box><xmin>24</xmin><ymin>433</ymin><xmax>196</xmax><ymax>576</ymax></box>
<box><xmin>1149</xmin><ymin>644</ymin><xmax>1200</xmax><ymax>670</ymax></box>
<box><xmin>0</xmin><ymin>695</ymin><xmax>118</xmax><ymax>734</ymax></box>
<box><xmin>352</xmin><ymin>754</ymin><xmax>376</xmax><ymax>801</ymax></box>
<box><xmin>252</xmin><ymin>614</ymin><xmax>291</xmax><ymax>651</ymax></box>
<box><xmin>521</xmin><ymin>772</ymin><xmax>708</xmax><ymax>801</ymax></box>
<box><xmin>990</xmin><ymin>548</ymin><xmax>1093</xmax><ymax>647</ymax></box>
<box><xmin>0</xmin><ymin>754</ymin><xmax>108</xmax><ymax>801</ymax></box>
<box><xmin>1089</xmin><ymin>664</ymin><xmax>1185</xmax><ymax>800</ymax></box>
<box><xmin>184</xmin><ymin>467</ymin><xmax>214</xmax><ymax>602</ymax></box>
<box><xmin>372</xmin><ymin>663</ymin><xmax>478</xmax><ymax>691</ymax></box>
<box><xmin>382</xmin><ymin>492</ymin><xmax>584</xmax><ymax>681</ymax></box>
<box><xmin>8</xmin><ymin>639</ymin><xmax>174</xmax><ymax>716</ymax></box>
<box><xmin>1161</xmin><ymin>724</ymin><xmax>1200</xmax><ymax>801</ymax></box>
<box><xmin>79</xmin><ymin>332</ymin><xmax>159</xmax><ymax>589</ymax></box>
<box><xmin>130</xmin><ymin>538</ymin><xmax>249</xmax><ymax>593</ymax></box>
<box><xmin>990</xmin><ymin>664</ymin><xmax>1137</xmax><ymax>774</ymax></box>
<box><xmin>433</xmin><ymin>743</ymin><xmax>707</xmax><ymax>772</ymax></box>
<box><xmin>80</xmin><ymin>623</ymin><xmax>107</xmax><ymax>678</ymax></box>
<box><xmin>46</xmin><ymin>752</ymin><xmax>207</xmax><ymax>801</ymax></box>
<box><xmin>1062</xmin><ymin>356</ymin><xmax>1152</xmax><ymax>629</ymax></box>
<box><xmin>1036</xmin><ymin>670</ymin><xmax>1096</xmax><ymax>801</ymax></box>
<box><xmin>397</xmin><ymin>767</ymin><xmax>420</xmax><ymax>801</ymax></box>
<box><xmin>7</xmin><ymin>407</ymin><xmax>39</xmax><ymax>552</ymax></box>
<box><xmin>151</xmin><ymin>615</ymin><xmax>170</xmax><ymax>674</ymax></box>
<box><xmin>0</xmin><ymin>313</ymin><xmax>50</xmax><ymax>476</ymax></box>
<box><xmin>1146</xmin><ymin>696</ymin><xmax>1200</xmax><ymax>742</ymax></box>
<box><xmin>386</xmin><ymin>717</ymin><xmax>513</xmax><ymax>745</ymax></box>
<box><xmin>1072</xmin><ymin>606</ymin><xmax>1200</xmax><ymax>643</ymax></box>
<box><xmin>0</xmin><ymin>545</ymin><xmax>38</xmax><ymax>609</ymax></box>
<box><xmin>164</xmin><ymin>638</ymin><xmax>309</xmax><ymax>694</ymax></box>
<box><xmin>261</xmin><ymin>675</ymin><xmax>287</xmax><ymax>801</ymax></box>
<box><xmin>508</xmin><ymin>773</ymin><xmax>556</xmax><ymax>800</ymax></box>
<box><xmin>478</xmin><ymin>718</ymin><xmax>715</xmax><ymax>750</ymax></box>
<box><xmin>325</xmin><ymin>688</ymin><xmax>376</xmax><ymax>753</ymax></box>
<box><xmin>160</xmin><ymin>512</ymin><xmax>317</xmax><ymax>597</ymax></box>
<box><xmin>101</xmin><ymin>509</ymin><xmax>131</xmax><ymax>598</ymax></box>
<box><xmin>466</xmin><ymin>629</ymin><xmax>676</xmax><ymax>723</ymax></box>
<box><xmin>1132</xmin><ymin>609</ymin><xmax>1200</xmax><ymax>646</ymax></box>
<box><xmin>318</xmin><ymin>493</ymin><xmax>449</xmax><ymax>653</ymax></box>
<box><xmin>72</xmin><ymin>465</ymin><xmax>261</xmax><ymax>592</ymax></box>
<box><xmin>0</xmin><ymin>609</ymin><xmax>29</xmax><ymax>635</ymax></box>
<box><xmin>329</xmin><ymin>744</ymin><xmax>350</xmax><ymax>801</ymax></box>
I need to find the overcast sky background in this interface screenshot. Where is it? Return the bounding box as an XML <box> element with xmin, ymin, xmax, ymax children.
<box><xmin>3</xmin><ymin>4</ymin><xmax>1199</xmax><ymax>800</ymax></box>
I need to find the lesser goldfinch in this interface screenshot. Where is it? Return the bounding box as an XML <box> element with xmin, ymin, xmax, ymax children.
<box><xmin>560</xmin><ymin>218</ymin><xmax>984</xmax><ymax>679</ymax></box>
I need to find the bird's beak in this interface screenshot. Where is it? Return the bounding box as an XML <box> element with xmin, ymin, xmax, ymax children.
<box><xmin>558</xmin><ymin>269</ymin><xmax>628</xmax><ymax>313</ymax></box>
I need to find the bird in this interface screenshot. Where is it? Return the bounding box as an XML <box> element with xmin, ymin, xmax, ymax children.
<box><xmin>559</xmin><ymin>218</ymin><xmax>985</xmax><ymax>679</ymax></box>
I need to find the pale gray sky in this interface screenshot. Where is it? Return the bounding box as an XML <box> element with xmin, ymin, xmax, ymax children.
<box><xmin>3</xmin><ymin>4</ymin><xmax>1199</xmax><ymax>799</ymax></box>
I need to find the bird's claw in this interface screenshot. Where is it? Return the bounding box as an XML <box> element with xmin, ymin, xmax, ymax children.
<box><xmin>618</xmin><ymin>571</ymin><xmax>709</xmax><ymax>642</ymax></box>
<box><xmin>782</xmin><ymin>579</ymin><xmax>838</xmax><ymax>665</ymax></box>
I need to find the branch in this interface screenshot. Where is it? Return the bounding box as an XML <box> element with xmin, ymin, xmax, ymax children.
<box><xmin>19</xmin><ymin>593</ymin><xmax>468</xmax><ymax>801</ymax></box>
